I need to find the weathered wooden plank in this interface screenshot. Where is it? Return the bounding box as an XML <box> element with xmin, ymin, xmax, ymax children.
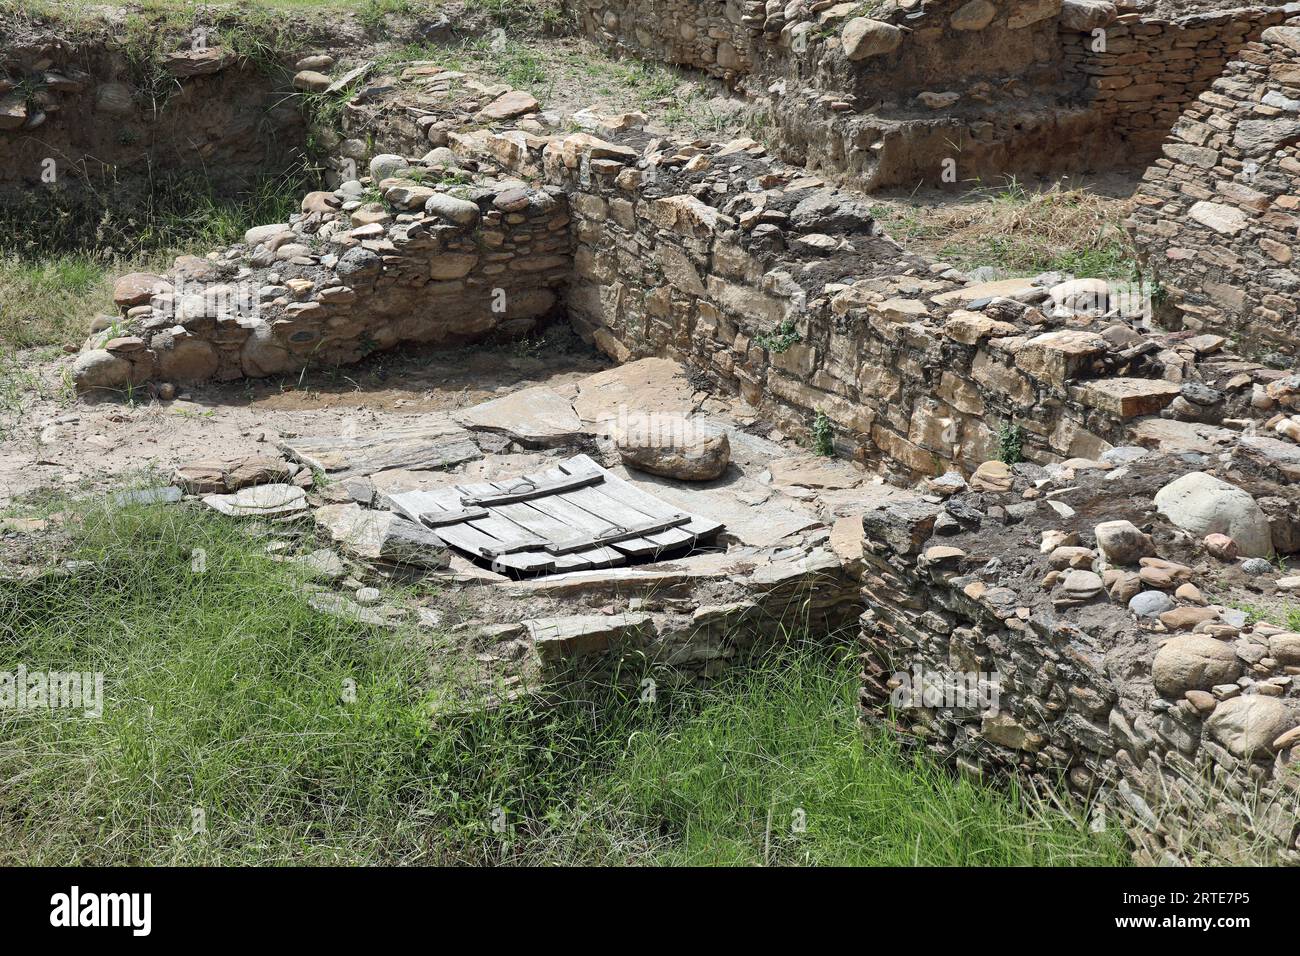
<box><xmin>387</xmin><ymin>486</ymin><xmax>550</xmax><ymax>561</ymax></box>
<box><xmin>560</xmin><ymin>454</ymin><xmax>724</xmax><ymax>541</ymax></box>
<box><xmin>522</xmin><ymin>484</ymin><xmax>666</xmax><ymax>557</ymax></box>
<box><xmin>545</xmin><ymin>515</ymin><xmax>693</xmax><ymax>554</ymax></box>
<box><xmin>528</xmin><ymin>463</ymin><xmax>690</xmax><ymax>555</ymax></box>
<box><xmin>418</xmin><ymin>507</ymin><xmax>490</xmax><ymax>526</ymax></box>
<box><xmin>462</xmin><ymin>480</ymin><xmax>625</xmax><ymax>569</ymax></box>
<box><xmin>458</xmin><ymin>472</ymin><xmax>603</xmax><ymax>507</ymax></box>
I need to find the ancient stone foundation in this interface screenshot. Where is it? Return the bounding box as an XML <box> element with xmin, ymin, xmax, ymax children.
<box><xmin>1130</xmin><ymin>24</ymin><xmax>1300</xmax><ymax>363</ymax></box>
<box><xmin>857</xmin><ymin>453</ymin><xmax>1300</xmax><ymax>865</ymax></box>
<box><xmin>567</xmin><ymin>0</ymin><xmax>1291</xmax><ymax>189</ymax></box>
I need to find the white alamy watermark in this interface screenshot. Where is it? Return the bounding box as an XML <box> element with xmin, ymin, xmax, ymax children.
<box><xmin>147</xmin><ymin>277</ymin><xmax>261</xmax><ymax>324</ymax></box>
<box><xmin>0</xmin><ymin>666</ymin><xmax>103</xmax><ymax>718</ymax></box>
<box><xmin>50</xmin><ymin>887</ymin><xmax>151</xmax><ymax>936</ymax></box>
<box><xmin>889</xmin><ymin>663</ymin><xmax>1000</xmax><ymax>714</ymax></box>
<box><xmin>608</xmin><ymin>405</ymin><xmax>704</xmax><ymax>448</ymax></box>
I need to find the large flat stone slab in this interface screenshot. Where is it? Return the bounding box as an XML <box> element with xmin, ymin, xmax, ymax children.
<box><xmin>279</xmin><ymin>417</ymin><xmax>480</xmax><ymax>478</ymax></box>
<box><xmin>454</xmin><ymin>386</ymin><xmax>586</xmax><ymax>447</ymax></box>
<box><xmin>572</xmin><ymin>358</ymin><xmax>697</xmax><ymax>430</ymax></box>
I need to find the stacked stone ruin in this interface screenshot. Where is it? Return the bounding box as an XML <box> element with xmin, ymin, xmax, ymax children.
<box><xmin>21</xmin><ymin>0</ymin><xmax>1300</xmax><ymax>861</ymax></box>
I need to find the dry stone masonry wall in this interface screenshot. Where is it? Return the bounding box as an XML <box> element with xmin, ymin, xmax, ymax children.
<box><xmin>568</xmin><ymin>0</ymin><xmax>1293</xmax><ymax>188</ymax></box>
<box><xmin>1130</xmin><ymin>24</ymin><xmax>1300</xmax><ymax>362</ymax></box>
<box><xmin>74</xmin><ymin>160</ymin><xmax>570</xmax><ymax>391</ymax></box>
<box><xmin>857</xmin><ymin>452</ymin><xmax>1300</xmax><ymax>864</ymax></box>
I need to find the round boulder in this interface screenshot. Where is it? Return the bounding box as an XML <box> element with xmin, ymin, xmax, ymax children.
<box><xmin>1152</xmin><ymin>634</ymin><xmax>1241</xmax><ymax>697</ymax></box>
<box><xmin>1153</xmin><ymin>472</ymin><xmax>1273</xmax><ymax>558</ymax></box>
<box><xmin>841</xmin><ymin>18</ymin><xmax>902</xmax><ymax>61</ymax></box>
<box><xmin>113</xmin><ymin>272</ymin><xmax>171</xmax><ymax>309</ymax></box>
<box><xmin>614</xmin><ymin>415</ymin><xmax>730</xmax><ymax>481</ymax></box>
<box><xmin>157</xmin><ymin>338</ymin><xmax>219</xmax><ymax>384</ymax></box>
<box><xmin>71</xmin><ymin>349</ymin><xmax>132</xmax><ymax>391</ymax></box>
<box><xmin>368</xmin><ymin>153</ymin><xmax>408</xmax><ymax>182</ymax></box>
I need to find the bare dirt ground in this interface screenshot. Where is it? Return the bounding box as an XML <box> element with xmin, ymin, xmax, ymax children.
<box><xmin>0</xmin><ymin>333</ymin><xmax>610</xmax><ymax>510</ymax></box>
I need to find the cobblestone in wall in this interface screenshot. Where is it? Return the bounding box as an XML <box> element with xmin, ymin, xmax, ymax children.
<box><xmin>1129</xmin><ymin>23</ymin><xmax>1300</xmax><ymax>362</ymax></box>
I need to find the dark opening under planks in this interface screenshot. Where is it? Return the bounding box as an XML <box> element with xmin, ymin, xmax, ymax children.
<box><xmin>382</xmin><ymin>454</ymin><xmax>724</xmax><ymax>576</ymax></box>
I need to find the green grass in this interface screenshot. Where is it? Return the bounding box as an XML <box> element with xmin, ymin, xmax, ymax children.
<box><xmin>0</xmin><ymin>167</ymin><xmax>309</xmax><ymax>352</ymax></box>
<box><xmin>0</xmin><ymin>500</ymin><xmax>1129</xmax><ymax>865</ymax></box>
<box><xmin>872</xmin><ymin>179</ymin><xmax>1136</xmax><ymax>280</ymax></box>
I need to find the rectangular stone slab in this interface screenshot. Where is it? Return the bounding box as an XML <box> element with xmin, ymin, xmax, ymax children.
<box><xmin>279</xmin><ymin>418</ymin><xmax>481</xmax><ymax>479</ymax></box>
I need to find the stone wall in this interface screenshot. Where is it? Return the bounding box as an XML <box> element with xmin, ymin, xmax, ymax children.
<box><xmin>856</xmin><ymin>453</ymin><xmax>1300</xmax><ymax>864</ymax></box>
<box><xmin>1071</xmin><ymin>5</ymin><xmax>1288</xmax><ymax>159</ymax></box>
<box><xmin>529</xmin><ymin>123</ymin><xmax>1286</xmax><ymax>479</ymax></box>
<box><xmin>1128</xmin><ymin>23</ymin><xmax>1300</xmax><ymax>363</ymax></box>
<box><xmin>73</xmin><ymin>168</ymin><xmax>570</xmax><ymax>392</ymax></box>
<box><xmin>566</xmin><ymin>0</ymin><xmax>1290</xmax><ymax>189</ymax></box>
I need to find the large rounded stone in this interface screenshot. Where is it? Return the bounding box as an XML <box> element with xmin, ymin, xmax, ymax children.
<box><xmin>1268</xmin><ymin>632</ymin><xmax>1300</xmax><ymax>666</ymax></box>
<box><xmin>292</xmin><ymin>70</ymin><xmax>331</xmax><ymax>92</ymax></box>
<box><xmin>841</xmin><ymin>18</ymin><xmax>902</xmax><ymax>61</ymax></box>
<box><xmin>614</xmin><ymin>416</ymin><xmax>730</xmax><ymax>481</ymax></box>
<box><xmin>241</xmin><ymin>323</ymin><xmax>293</xmax><ymax>377</ymax></box>
<box><xmin>113</xmin><ymin>272</ymin><xmax>171</xmax><ymax>309</ymax></box>
<box><xmin>368</xmin><ymin>153</ymin><xmax>408</xmax><ymax>182</ymax></box>
<box><xmin>1152</xmin><ymin>634</ymin><xmax>1241</xmax><ymax>697</ymax></box>
<box><xmin>424</xmin><ymin>192</ymin><xmax>481</xmax><ymax>227</ymax></box>
<box><xmin>1094</xmin><ymin>519</ymin><xmax>1154</xmax><ymax>566</ymax></box>
<box><xmin>950</xmin><ymin>0</ymin><xmax>996</xmax><ymax>31</ymax></box>
<box><xmin>72</xmin><ymin>349</ymin><xmax>132</xmax><ymax>390</ymax></box>
<box><xmin>1154</xmin><ymin>472</ymin><xmax>1273</xmax><ymax>558</ymax></box>
<box><xmin>157</xmin><ymin>338</ymin><xmax>219</xmax><ymax>384</ymax></box>
<box><xmin>1129</xmin><ymin>589</ymin><xmax>1174</xmax><ymax>618</ymax></box>
<box><xmin>1205</xmin><ymin>695</ymin><xmax>1299</xmax><ymax>759</ymax></box>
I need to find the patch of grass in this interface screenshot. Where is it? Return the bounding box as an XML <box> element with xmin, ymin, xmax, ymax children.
<box><xmin>0</xmin><ymin>501</ymin><xmax>1129</xmax><ymax>865</ymax></box>
<box><xmin>0</xmin><ymin>166</ymin><xmax>309</xmax><ymax>351</ymax></box>
<box><xmin>812</xmin><ymin>411</ymin><xmax>834</xmax><ymax>457</ymax></box>
<box><xmin>997</xmin><ymin>421</ymin><xmax>1025</xmax><ymax>466</ymax></box>
<box><xmin>874</xmin><ymin>179</ymin><xmax>1136</xmax><ymax>279</ymax></box>
<box><xmin>754</xmin><ymin>319</ymin><xmax>801</xmax><ymax>354</ymax></box>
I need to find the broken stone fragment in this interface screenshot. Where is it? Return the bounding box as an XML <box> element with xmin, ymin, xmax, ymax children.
<box><xmin>969</xmin><ymin>460</ymin><xmax>1012</xmax><ymax>493</ymax></box>
<box><xmin>203</xmin><ymin>483</ymin><xmax>308</xmax><ymax>519</ymax></box>
<box><xmin>314</xmin><ymin>503</ymin><xmax>449</xmax><ymax>569</ymax></box>
<box><xmin>1093</xmin><ymin>520</ymin><xmax>1154</xmax><ymax>566</ymax></box>
<box><xmin>475</xmin><ymin>89</ymin><xmax>539</xmax><ymax>121</ymax></box>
